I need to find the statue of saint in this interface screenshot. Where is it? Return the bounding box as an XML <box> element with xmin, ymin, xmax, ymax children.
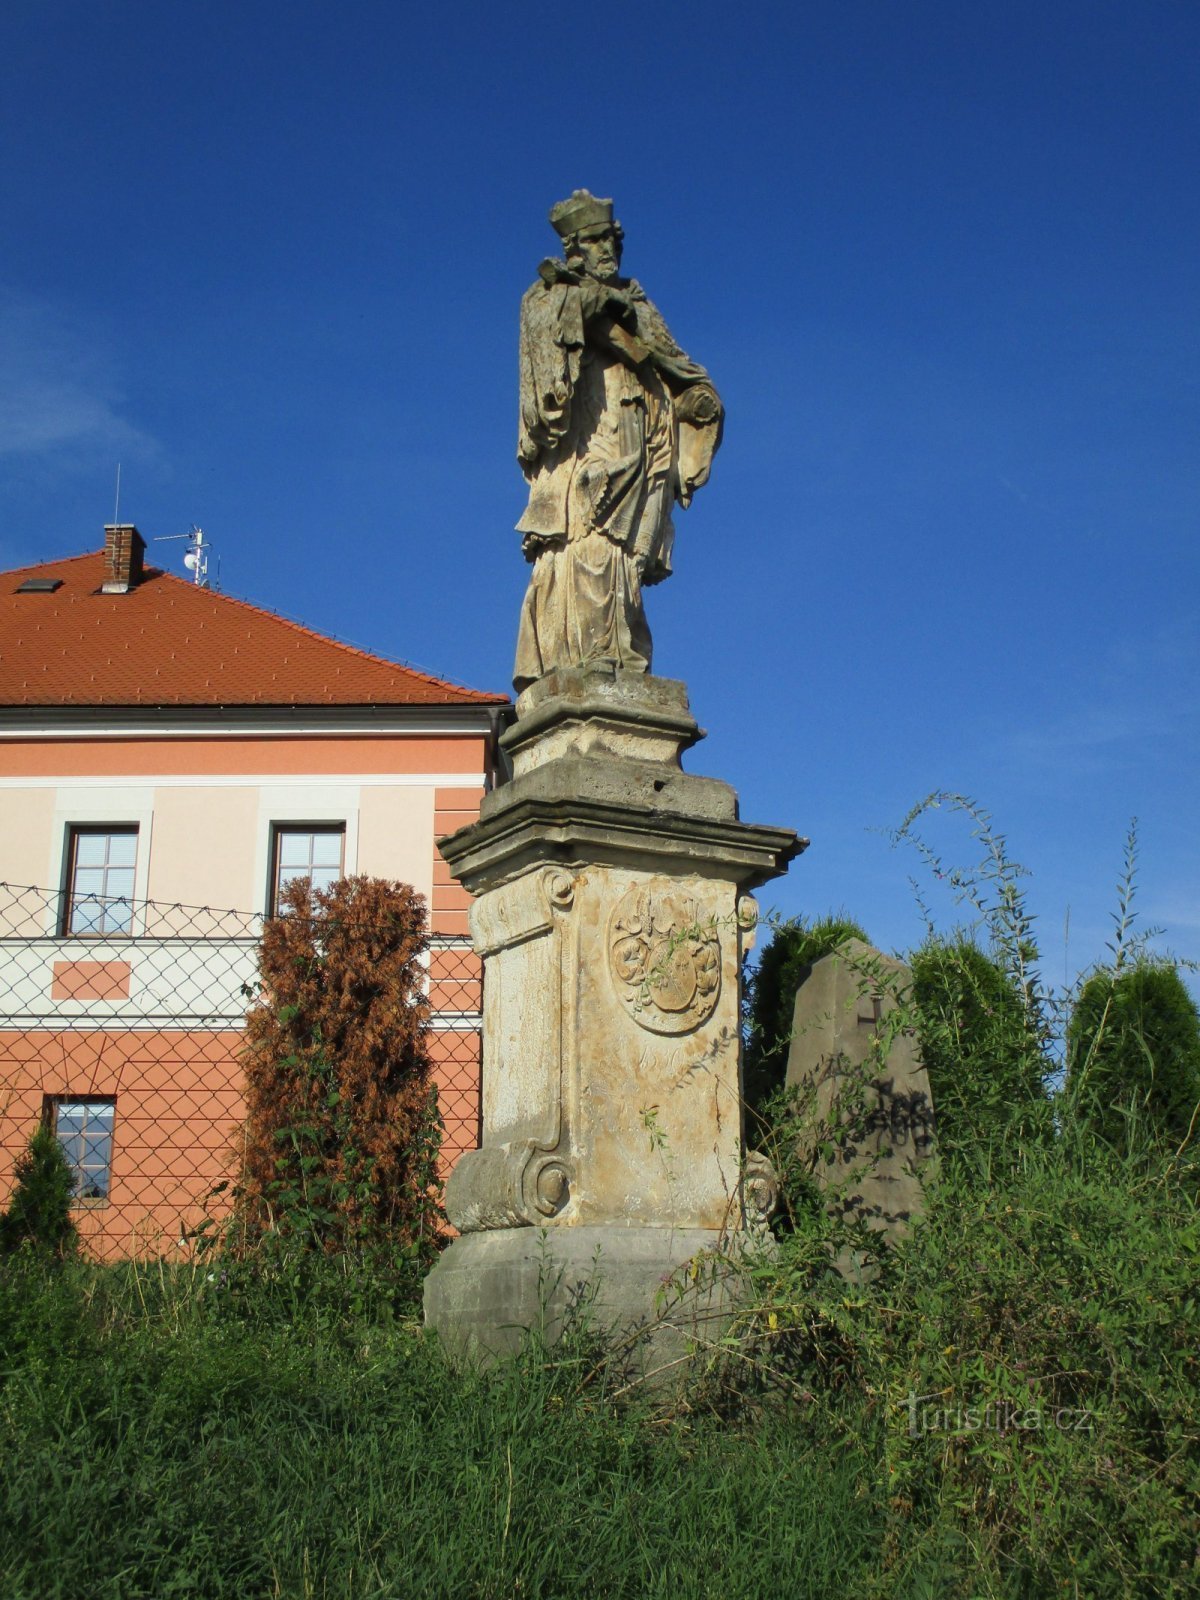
<box><xmin>513</xmin><ymin>191</ymin><xmax>723</xmax><ymax>691</ymax></box>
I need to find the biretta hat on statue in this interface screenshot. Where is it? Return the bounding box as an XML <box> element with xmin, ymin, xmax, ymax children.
<box><xmin>549</xmin><ymin>189</ymin><xmax>614</xmax><ymax>239</ymax></box>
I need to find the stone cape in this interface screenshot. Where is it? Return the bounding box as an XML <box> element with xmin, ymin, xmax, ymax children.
<box><xmin>513</xmin><ymin>273</ymin><xmax>721</xmax><ymax>691</ymax></box>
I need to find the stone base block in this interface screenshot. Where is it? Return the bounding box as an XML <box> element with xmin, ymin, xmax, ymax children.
<box><xmin>424</xmin><ymin>1225</ymin><xmax>750</xmax><ymax>1382</ymax></box>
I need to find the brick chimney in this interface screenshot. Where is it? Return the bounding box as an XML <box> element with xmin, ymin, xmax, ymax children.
<box><xmin>102</xmin><ymin>524</ymin><xmax>145</xmax><ymax>593</ymax></box>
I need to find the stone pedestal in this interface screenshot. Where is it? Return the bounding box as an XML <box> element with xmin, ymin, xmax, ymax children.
<box><xmin>423</xmin><ymin>666</ymin><xmax>802</xmax><ymax>1371</ymax></box>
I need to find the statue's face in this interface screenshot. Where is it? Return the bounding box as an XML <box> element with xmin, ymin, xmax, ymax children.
<box><xmin>574</xmin><ymin>224</ymin><xmax>622</xmax><ymax>282</ymax></box>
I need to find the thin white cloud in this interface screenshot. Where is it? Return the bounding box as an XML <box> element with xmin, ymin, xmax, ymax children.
<box><xmin>0</xmin><ymin>285</ymin><xmax>159</xmax><ymax>463</ymax></box>
<box><xmin>1010</xmin><ymin>703</ymin><xmax>1181</xmax><ymax>757</ymax></box>
<box><xmin>992</xmin><ymin>622</ymin><xmax>1200</xmax><ymax>787</ymax></box>
<box><xmin>1144</xmin><ymin>897</ymin><xmax>1200</xmax><ymax>936</ymax></box>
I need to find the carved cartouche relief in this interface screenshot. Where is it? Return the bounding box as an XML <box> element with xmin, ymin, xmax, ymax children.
<box><xmin>608</xmin><ymin>880</ymin><xmax>721</xmax><ymax>1035</ymax></box>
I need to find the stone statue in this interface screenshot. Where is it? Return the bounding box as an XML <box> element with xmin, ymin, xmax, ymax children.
<box><xmin>513</xmin><ymin>191</ymin><xmax>724</xmax><ymax>692</ymax></box>
<box><xmin>426</xmin><ymin>192</ymin><xmax>801</xmax><ymax>1373</ymax></box>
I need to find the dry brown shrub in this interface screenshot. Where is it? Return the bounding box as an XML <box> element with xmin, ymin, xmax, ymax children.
<box><xmin>238</xmin><ymin>875</ymin><xmax>444</xmax><ymax>1265</ymax></box>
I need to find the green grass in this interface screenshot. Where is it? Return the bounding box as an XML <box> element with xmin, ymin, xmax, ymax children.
<box><xmin>3</xmin><ymin>1110</ymin><xmax>1198</xmax><ymax>1599</ymax></box>
<box><xmin>0</xmin><ymin>1258</ymin><xmax>880</xmax><ymax>1599</ymax></box>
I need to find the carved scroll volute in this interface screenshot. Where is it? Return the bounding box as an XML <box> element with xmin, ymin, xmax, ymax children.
<box><xmin>737</xmin><ymin>895</ymin><xmax>760</xmax><ymax>957</ymax></box>
<box><xmin>541</xmin><ymin>867</ymin><xmax>575</xmax><ymax>914</ymax></box>
<box><xmin>444</xmin><ymin>1140</ymin><xmax>574</xmax><ymax>1234</ymax></box>
<box><xmin>470</xmin><ymin>867</ymin><xmax>576</xmax><ymax>957</ymax></box>
<box><xmin>524</xmin><ymin>1150</ymin><xmax>571</xmax><ymax>1219</ymax></box>
<box><xmin>743</xmin><ymin>1149</ymin><xmax>780</xmax><ymax>1229</ymax></box>
<box><xmin>449</xmin><ymin>865</ymin><xmax>578</xmax><ymax>1235</ymax></box>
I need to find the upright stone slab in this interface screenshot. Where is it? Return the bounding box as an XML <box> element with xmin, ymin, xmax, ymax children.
<box><xmin>785</xmin><ymin>940</ymin><xmax>936</xmax><ymax>1265</ymax></box>
<box><xmin>424</xmin><ymin>666</ymin><xmax>802</xmax><ymax>1367</ymax></box>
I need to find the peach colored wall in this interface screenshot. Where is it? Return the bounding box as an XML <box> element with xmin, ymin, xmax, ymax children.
<box><xmin>358</xmin><ymin>784</ymin><xmax>435</xmax><ymax>903</ymax></box>
<box><xmin>427</xmin><ymin>947</ymin><xmax>482</xmax><ymax>1013</ymax></box>
<box><xmin>0</xmin><ymin>1028</ymin><xmax>246</xmax><ymax>1262</ymax></box>
<box><xmin>0</xmin><ymin>736</ymin><xmax>492</xmax><ymax>1260</ymax></box>
<box><xmin>0</xmin><ymin>731</ymin><xmax>490</xmax><ymax>912</ymax></box>
<box><xmin>0</xmin><ymin>1025</ymin><xmax>481</xmax><ymax>1261</ymax></box>
<box><xmin>148</xmin><ymin>786</ymin><xmax>259</xmax><ymax>908</ymax></box>
<box><xmin>431</xmin><ymin>786</ymin><xmax>485</xmax><ymax>935</ymax></box>
<box><xmin>0</xmin><ymin>734</ymin><xmax>490</xmax><ymax>778</ymax></box>
<box><xmin>429</xmin><ymin>1028</ymin><xmax>482</xmax><ymax>1161</ymax></box>
<box><xmin>0</xmin><ymin>788</ymin><xmax>55</xmax><ymax>898</ymax></box>
<box><xmin>51</xmin><ymin>961</ymin><xmax>132</xmax><ymax>1000</ymax></box>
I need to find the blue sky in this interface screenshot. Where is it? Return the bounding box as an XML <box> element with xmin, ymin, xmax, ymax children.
<box><xmin>2</xmin><ymin>1</ymin><xmax>1197</xmax><ymax>994</ymax></box>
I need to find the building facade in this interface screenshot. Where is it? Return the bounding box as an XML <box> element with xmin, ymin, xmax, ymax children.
<box><xmin>0</xmin><ymin>527</ymin><xmax>507</xmax><ymax>1256</ymax></box>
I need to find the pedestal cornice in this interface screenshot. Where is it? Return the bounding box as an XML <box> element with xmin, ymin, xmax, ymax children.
<box><xmin>440</xmin><ymin>791</ymin><xmax>805</xmax><ymax>894</ymax></box>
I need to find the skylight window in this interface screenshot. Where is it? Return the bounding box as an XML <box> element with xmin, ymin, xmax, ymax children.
<box><xmin>15</xmin><ymin>578</ymin><xmax>63</xmax><ymax>593</ymax></box>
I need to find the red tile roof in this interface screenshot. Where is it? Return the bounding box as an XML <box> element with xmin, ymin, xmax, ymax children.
<box><xmin>0</xmin><ymin>550</ymin><xmax>507</xmax><ymax>707</ymax></box>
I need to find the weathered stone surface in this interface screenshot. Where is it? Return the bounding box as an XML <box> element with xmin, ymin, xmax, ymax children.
<box><xmin>785</xmin><ymin>940</ymin><xmax>936</xmax><ymax>1261</ymax></box>
<box><xmin>440</xmin><ymin>671</ymin><xmax>789</xmax><ymax>892</ymax></box>
<box><xmin>425</xmin><ymin>670</ymin><xmax>802</xmax><ymax>1361</ymax></box>
<box><xmin>423</xmin><ymin>1224</ymin><xmax>747</xmax><ymax>1380</ymax></box>
<box><xmin>424</xmin><ymin>193</ymin><xmax>800</xmax><ymax>1366</ymax></box>
<box><xmin>444</xmin><ymin>854</ymin><xmax>751</xmax><ymax>1233</ymax></box>
<box><xmin>507</xmin><ymin>664</ymin><xmax>702</xmax><ymax>773</ymax></box>
<box><xmin>512</xmin><ymin>191</ymin><xmax>724</xmax><ymax>692</ymax></box>
<box><xmin>487</xmin><ymin>753</ymin><xmax>740</xmax><ymax>825</ymax></box>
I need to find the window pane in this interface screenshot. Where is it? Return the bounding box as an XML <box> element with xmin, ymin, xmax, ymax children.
<box><xmin>105</xmin><ymin>867</ymin><xmax>135</xmax><ymax>902</ymax></box>
<box><xmin>70</xmin><ymin>898</ymin><xmax>104</xmax><ymax>936</ymax></box>
<box><xmin>310</xmin><ymin>865</ymin><xmax>339</xmax><ymax>893</ymax></box>
<box><xmin>277</xmin><ymin>831</ymin><xmax>312</xmax><ymax>867</ymax></box>
<box><xmin>73</xmin><ymin>867</ymin><xmax>106</xmax><ymax>899</ymax></box>
<box><xmin>106</xmin><ymin>833</ymin><xmax>137</xmax><ymax>867</ymax></box>
<box><xmin>310</xmin><ymin>832</ymin><xmax>343</xmax><ymax>868</ymax></box>
<box><xmin>74</xmin><ymin>833</ymin><xmax>108</xmax><ymax>867</ymax></box>
<box><xmin>103</xmin><ymin>900</ymin><xmax>134</xmax><ymax>935</ymax></box>
<box><xmin>82</xmin><ymin>1131</ymin><xmax>113</xmax><ymax>1168</ymax></box>
<box><xmin>57</xmin><ymin>1129</ymin><xmax>85</xmax><ymax>1162</ymax></box>
<box><xmin>68</xmin><ymin>829</ymin><xmax>138</xmax><ymax>936</ymax></box>
<box><xmin>52</xmin><ymin>1100</ymin><xmax>115</xmax><ymax>1202</ymax></box>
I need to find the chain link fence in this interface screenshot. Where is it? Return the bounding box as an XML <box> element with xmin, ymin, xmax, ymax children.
<box><xmin>0</xmin><ymin>882</ymin><xmax>482</xmax><ymax>1260</ymax></box>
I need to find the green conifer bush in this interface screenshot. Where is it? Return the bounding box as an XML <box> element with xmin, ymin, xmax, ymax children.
<box><xmin>909</xmin><ymin>934</ymin><xmax>1049</xmax><ymax>1156</ymax></box>
<box><xmin>0</xmin><ymin>1122</ymin><xmax>78</xmax><ymax>1260</ymax></box>
<box><xmin>1067</xmin><ymin>958</ymin><xmax>1200</xmax><ymax>1153</ymax></box>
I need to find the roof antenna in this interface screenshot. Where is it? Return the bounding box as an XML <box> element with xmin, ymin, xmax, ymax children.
<box><xmin>113</xmin><ymin>463</ymin><xmax>121</xmax><ymax>524</ymax></box>
<box><xmin>153</xmin><ymin>524</ymin><xmax>212</xmax><ymax>588</ymax></box>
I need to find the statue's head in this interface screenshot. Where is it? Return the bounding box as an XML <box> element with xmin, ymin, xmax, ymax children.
<box><xmin>550</xmin><ymin>189</ymin><xmax>624</xmax><ymax>283</ymax></box>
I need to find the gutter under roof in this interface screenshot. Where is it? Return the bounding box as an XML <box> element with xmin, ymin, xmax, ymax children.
<box><xmin>0</xmin><ymin>702</ymin><xmax>513</xmax><ymax>734</ymax></box>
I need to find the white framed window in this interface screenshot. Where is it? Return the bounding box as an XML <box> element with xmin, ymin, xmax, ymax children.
<box><xmin>46</xmin><ymin>1097</ymin><xmax>116</xmax><ymax>1203</ymax></box>
<box><xmin>269</xmin><ymin>824</ymin><xmax>345</xmax><ymax>914</ymax></box>
<box><xmin>62</xmin><ymin>826</ymin><xmax>138</xmax><ymax>936</ymax></box>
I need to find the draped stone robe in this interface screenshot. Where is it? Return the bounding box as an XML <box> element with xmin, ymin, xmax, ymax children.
<box><xmin>513</xmin><ymin>274</ymin><xmax>722</xmax><ymax>691</ymax></box>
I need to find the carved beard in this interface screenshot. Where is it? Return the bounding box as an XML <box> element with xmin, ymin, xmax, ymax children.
<box><xmin>569</xmin><ymin>245</ymin><xmax>622</xmax><ymax>283</ymax></box>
